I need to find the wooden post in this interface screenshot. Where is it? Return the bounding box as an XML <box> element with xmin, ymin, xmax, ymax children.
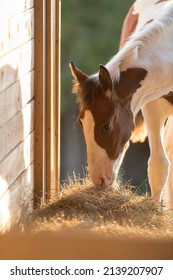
<box><xmin>34</xmin><ymin>0</ymin><xmax>44</xmax><ymax>206</ymax></box>
<box><xmin>56</xmin><ymin>0</ymin><xmax>61</xmax><ymax>196</ymax></box>
<box><xmin>46</xmin><ymin>0</ymin><xmax>61</xmax><ymax>200</ymax></box>
<box><xmin>34</xmin><ymin>0</ymin><xmax>61</xmax><ymax>205</ymax></box>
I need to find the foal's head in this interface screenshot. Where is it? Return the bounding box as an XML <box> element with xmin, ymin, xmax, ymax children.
<box><xmin>70</xmin><ymin>62</ymin><xmax>147</xmax><ymax>187</ymax></box>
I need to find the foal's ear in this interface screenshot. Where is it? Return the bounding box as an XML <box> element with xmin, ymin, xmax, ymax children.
<box><xmin>69</xmin><ymin>61</ymin><xmax>88</xmax><ymax>83</ymax></box>
<box><xmin>99</xmin><ymin>65</ymin><xmax>112</xmax><ymax>97</ymax></box>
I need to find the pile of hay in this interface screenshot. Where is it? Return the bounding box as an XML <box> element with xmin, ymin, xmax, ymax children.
<box><xmin>19</xmin><ymin>177</ymin><xmax>173</xmax><ymax>240</ymax></box>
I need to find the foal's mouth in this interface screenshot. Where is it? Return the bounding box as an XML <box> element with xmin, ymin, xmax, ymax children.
<box><xmin>93</xmin><ymin>175</ymin><xmax>115</xmax><ymax>188</ymax></box>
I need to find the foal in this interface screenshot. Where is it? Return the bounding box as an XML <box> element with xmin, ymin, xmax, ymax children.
<box><xmin>70</xmin><ymin>0</ymin><xmax>173</xmax><ymax>209</ymax></box>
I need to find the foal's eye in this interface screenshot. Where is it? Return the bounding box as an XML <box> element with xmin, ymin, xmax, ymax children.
<box><xmin>102</xmin><ymin>124</ymin><xmax>112</xmax><ymax>133</ymax></box>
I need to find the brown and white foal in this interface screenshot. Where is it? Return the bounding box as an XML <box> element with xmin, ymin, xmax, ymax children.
<box><xmin>70</xmin><ymin>0</ymin><xmax>173</xmax><ymax>209</ymax></box>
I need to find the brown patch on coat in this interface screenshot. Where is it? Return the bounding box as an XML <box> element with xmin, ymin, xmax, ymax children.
<box><xmin>92</xmin><ymin>97</ymin><xmax>134</xmax><ymax>160</ymax></box>
<box><xmin>164</xmin><ymin>91</ymin><xmax>173</xmax><ymax>104</ymax></box>
<box><xmin>119</xmin><ymin>5</ymin><xmax>139</xmax><ymax>49</ymax></box>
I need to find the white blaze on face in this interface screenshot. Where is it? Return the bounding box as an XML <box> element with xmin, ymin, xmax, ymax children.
<box><xmin>81</xmin><ymin>110</ymin><xmax>112</xmax><ymax>186</ymax></box>
<box><xmin>81</xmin><ymin>110</ymin><xmax>128</xmax><ymax>187</ymax></box>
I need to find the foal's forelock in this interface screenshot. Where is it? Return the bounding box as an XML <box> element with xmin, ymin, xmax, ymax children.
<box><xmin>72</xmin><ymin>76</ymin><xmax>101</xmax><ymax>110</ymax></box>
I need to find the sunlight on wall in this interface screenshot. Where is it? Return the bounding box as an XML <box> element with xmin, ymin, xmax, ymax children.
<box><xmin>0</xmin><ymin>0</ymin><xmax>34</xmax><ymax>232</ymax></box>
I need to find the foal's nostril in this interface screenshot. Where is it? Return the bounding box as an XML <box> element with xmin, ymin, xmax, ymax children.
<box><xmin>100</xmin><ymin>176</ymin><xmax>113</xmax><ymax>187</ymax></box>
<box><xmin>96</xmin><ymin>175</ymin><xmax>114</xmax><ymax>187</ymax></box>
<box><xmin>99</xmin><ymin>177</ymin><xmax>110</xmax><ymax>187</ymax></box>
<box><xmin>100</xmin><ymin>177</ymin><xmax>105</xmax><ymax>187</ymax></box>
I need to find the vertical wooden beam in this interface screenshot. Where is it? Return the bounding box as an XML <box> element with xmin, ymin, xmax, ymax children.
<box><xmin>34</xmin><ymin>0</ymin><xmax>44</xmax><ymax>206</ymax></box>
<box><xmin>55</xmin><ymin>0</ymin><xmax>61</xmax><ymax>195</ymax></box>
<box><xmin>45</xmin><ymin>0</ymin><xmax>52</xmax><ymax>198</ymax></box>
<box><xmin>46</xmin><ymin>0</ymin><xmax>61</xmax><ymax>200</ymax></box>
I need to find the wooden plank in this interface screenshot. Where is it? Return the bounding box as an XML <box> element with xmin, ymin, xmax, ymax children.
<box><xmin>0</xmin><ymin>131</ymin><xmax>34</xmax><ymax>197</ymax></box>
<box><xmin>45</xmin><ymin>0</ymin><xmax>52</xmax><ymax>198</ymax></box>
<box><xmin>55</xmin><ymin>0</ymin><xmax>61</xmax><ymax>195</ymax></box>
<box><xmin>46</xmin><ymin>0</ymin><xmax>61</xmax><ymax>200</ymax></box>
<box><xmin>34</xmin><ymin>0</ymin><xmax>44</xmax><ymax>206</ymax></box>
<box><xmin>0</xmin><ymin>70</ymin><xmax>34</xmax><ymax>127</ymax></box>
<box><xmin>20</xmin><ymin>70</ymin><xmax>34</xmax><ymax>106</ymax></box>
<box><xmin>0</xmin><ymin>39</ymin><xmax>34</xmax><ymax>92</ymax></box>
<box><xmin>0</xmin><ymin>163</ymin><xmax>34</xmax><ymax>232</ymax></box>
<box><xmin>0</xmin><ymin>100</ymin><xmax>34</xmax><ymax>162</ymax></box>
<box><xmin>0</xmin><ymin>8</ymin><xmax>34</xmax><ymax>57</ymax></box>
<box><xmin>0</xmin><ymin>0</ymin><xmax>34</xmax><ymax>17</ymax></box>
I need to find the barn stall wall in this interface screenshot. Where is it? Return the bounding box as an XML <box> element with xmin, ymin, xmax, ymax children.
<box><xmin>0</xmin><ymin>0</ymin><xmax>34</xmax><ymax>231</ymax></box>
<box><xmin>0</xmin><ymin>0</ymin><xmax>61</xmax><ymax>232</ymax></box>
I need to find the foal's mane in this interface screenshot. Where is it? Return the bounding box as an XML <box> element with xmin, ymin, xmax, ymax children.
<box><xmin>107</xmin><ymin>5</ymin><xmax>173</xmax><ymax>81</ymax></box>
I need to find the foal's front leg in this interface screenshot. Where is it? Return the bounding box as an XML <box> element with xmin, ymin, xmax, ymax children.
<box><xmin>162</xmin><ymin>116</ymin><xmax>173</xmax><ymax>210</ymax></box>
<box><xmin>142</xmin><ymin>99</ymin><xmax>169</xmax><ymax>202</ymax></box>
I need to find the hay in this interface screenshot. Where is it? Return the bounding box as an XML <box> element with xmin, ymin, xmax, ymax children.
<box><xmin>18</xmin><ymin>177</ymin><xmax>173</xmax><ymax>240</ymax></box>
